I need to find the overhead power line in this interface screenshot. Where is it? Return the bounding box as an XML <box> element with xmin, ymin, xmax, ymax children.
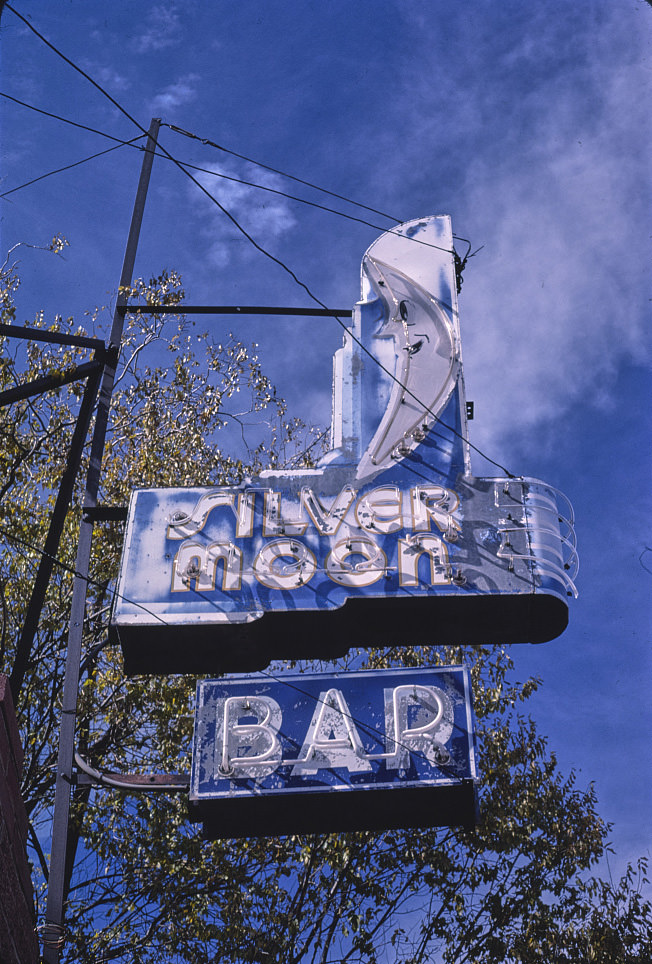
<box><xmin>164</xmin><ymin>122</ymin><xmax>400</xmax><ymax>223</ymax></box>
<box><xmin>160</xmin><ymin>154</ymin><xmax>410</xmax><ymax>236</ymax></box>
<box><xmin>164</xmin><ymin>122</ymin><xmax>478</xmax><ymax>257</ymax></box>
<box><xmin>0</xmin><ymin>91</ymin><xmax>136</xmax><ymax>143</ymax></box>
<box><xmin>0</xmin><ymin>519</ymin><xmax>467</xmax><ymax>785</ymax></box>
<box><xmin>0</xmin><ymin>137</ymin><xmax>144</xmax><ymax>199</ymax></box>
<box><xmin>0</xmin><ymin>90</ymin><xmax>450</xmax><ymax>242</ymax></box>
<box><xmin>5</xmin><ymin>2</ymin><xmax>512</xmax><ymax>476</ymax></box>
<box><xmin>2</xmin><ymin>90</ymin><xmax>477</xmax><ymax>260</ymax></box>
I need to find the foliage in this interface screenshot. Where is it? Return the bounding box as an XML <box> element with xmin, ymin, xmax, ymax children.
<box><xmin>1</xmin><ymin>248</ymin><xmax>650</xmax><ymax>964</ymax></box>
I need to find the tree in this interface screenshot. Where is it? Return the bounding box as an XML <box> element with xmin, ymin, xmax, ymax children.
<box><xmin>1</xmin><ymin>247</ymin><xmax>650</xmax><ymax>964</ymax></box>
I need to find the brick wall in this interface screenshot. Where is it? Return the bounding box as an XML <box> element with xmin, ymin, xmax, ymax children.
<box><xmin>0</xmin><ymin>674</ymin><xmax>39</xmax><ymax>964</ymax></box>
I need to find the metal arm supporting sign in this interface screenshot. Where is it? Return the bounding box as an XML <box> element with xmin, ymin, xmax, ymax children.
<box><xmin>41</xmin><ymin>117</ymin><xmax>161</xmax><ymax>964</ymax></box>
<box><xmin>8</xmin><ymin>364</ymin><xmax>103</xmax><ymax>699</ymax></box>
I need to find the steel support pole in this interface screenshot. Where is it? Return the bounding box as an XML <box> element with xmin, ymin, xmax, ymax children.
<box><xmin>0</xmin><ymin>322</ymin><xmax>107</xmax><ymax>351</ymax></box>
<box><xmin>123</xmin><ymin>305</ymin><xmax>353</xmax><ymax>316</ymax></box>
<box><xmin>0</xmin><ymin>358</ymin><xmax>103</xmax><ymax>408</ymax></box>
<box><xmin>42</xmin><ymin>118</ymin><xmax>161</xmax><ymax>963</ymax></box>
<box><xmin>9</xmin><ymin>362</ymin><xmax>103</xmax><ymax>699</ymax></box>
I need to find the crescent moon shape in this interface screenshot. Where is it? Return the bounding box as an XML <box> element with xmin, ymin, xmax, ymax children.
<box><xmin>355</xmin><ymin>223</ymin><xmax>460</xmax><ymax>483</ymax></box>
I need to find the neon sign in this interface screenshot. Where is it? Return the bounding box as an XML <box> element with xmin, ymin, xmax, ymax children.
<box><xmin>111</xmin><ymin>216</ymin><xmax>578</xmax><ymax>674</ymax></box>
<box><xmin>190</xmin><ymin>667</ymin><xmax>477</xmax><ymax>837</ymax></box>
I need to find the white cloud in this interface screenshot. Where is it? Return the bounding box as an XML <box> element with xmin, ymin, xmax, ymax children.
<box><xmin>150</xmin><ymin>73</ymin><xmax>199</xmax><ymax>112</ymax></box>
<box><xmin>88</xmin><ymin>65</ymin><xmax>130</xmax><ymax>92</ymax></box>
<box><xmin>459</xmin><ymin>44</ymin><xmax>651</xmax><ymax>460</ymax></box>
<box><xmin>133</xmin><ymin>2</ymin><xmax>182</xmax><ymax>53</ymax></box>
<box><xmin>348</xmin><ymin>6</ymin><xmax>650</xmax><ymax>466</ymax></box>
<box><xmin>188</xmin><ymin>161</ymin><xmax>297</xmax><ymax>269</ymax></box>
<box><xmin>341</xmin><ymin>10</ymin><xmax>641</xmax><ymax>472</ymax></box>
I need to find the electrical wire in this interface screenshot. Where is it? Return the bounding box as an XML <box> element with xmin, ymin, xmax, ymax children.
<box><xmin>0</xmin><ymin>92</ymin><xmax>471</xmax><ymax>259</ymax></box>
<box><xmin>0</xmin><ymin>137</ymin><xmax>145</xmax><ymax>199</ymax></box>
<box><xmin>3</xmin><ymin>8</ymin><xmax>457</xmax><ymax>264</ymax></box>
<box><xmin>5</xmin><ymin>5</ymin><xmax>513</xmax><ymax>476</ymax></box>
<box><xmin>165</xmin><ymin>122</ymin><xmax>480</xmax><ymax>259</ymax></box>
<box><xmin>0</xmin><ymin>90</ymin><xmax>136</xmax><ymax>144</ymax></box>
<box><xmin>3</xmin><ymin>6</ymin><xmax>364</xmax><ymax>314</ymax></box>
<box><xmin>2</xmin><ymin>92</ymin><xmax>468</xmax><ymax>258</ymax></box>
<box><xmin>178</xmin><ymin>179</ymin><xmax>511</xmax><ymax>474</ymax></box>
<box><xmin>0</xmin><ymin>96</ymin><xmax>451</xmax><ymax>256</ymax></box>
<box><xmin>0</xmin><ymin>88</ymin><xmax>414</xmax><ymax>250</ymax></box>
<box><xmin>154</xmin><ymin>153</ymin><xmax>414</xmax><ymax>237</ymax></box>
<box><xmin>3</xmin><ymin>88</ymin><xmax>473</xmax><ymax>265</ymax></box>
<box><xmin>0</xmin><ymin>523</ymin><xmax>167</xmax><ymax>625</ymax></box>
<box><xmin>163</xmin><ymin>152</ymin><xmax>510</xmax><ymax>471</ymax></box>
<box><xmin>1</xmin><ymin>517</ymin><xmax>472</xmax><ymax>788</ymax></box>
<box><xmin>164</xmin><ymin>122</ymin><xmax>400</xmax><ymax>224</ymax></box>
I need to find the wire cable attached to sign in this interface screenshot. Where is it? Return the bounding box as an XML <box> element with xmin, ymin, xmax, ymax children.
<box><xmin>0</xmin><ymin>520</ymin><xmax>470</xmax><ymax>786</ymax></box>
<box><xmin>4</xmin><ymin>4</ymin><xmax>513</xmax><ymax>476</ymax></box>
<box><xmin>163</xmin><ymin>122</ymin><xmax>400</xmax><ymax>224</ymax></box>
<box><xmin>162</xmin><ymin>122</ymin><xmax>483</xmax><ymax>262</ymax></box>
<box><xmin>2</xmin><ymin>91</ymin><xmax>465</xmax><ymax>256</ymax></box>
<box><xmin>0</xmin><ymin>86</ymin><xmax>471</xmax><ymax>258</ymax></box>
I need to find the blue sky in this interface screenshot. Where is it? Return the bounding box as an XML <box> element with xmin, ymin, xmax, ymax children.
<box><xmin>1</xmin><ymin>0</ymin><xmax>650</xmax><ymax>892</ymax></box>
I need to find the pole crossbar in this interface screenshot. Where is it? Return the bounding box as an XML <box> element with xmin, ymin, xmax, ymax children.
<box><xmin>75</xmin><ymin>772</ymin><xmax>189</xmax><ymax>790</ymax></box>
<box><xmin>0</xmin><ymin>359</ymin><xmax>103</xmax><ymax>408</ymax></box>
<box><xmin>9</xmin><ymin>364</ymin><xmax>103</xmax><ymax>699</ymax></box>
<box><xmin>0</xmin><ymin>322</ymin><xmax>107</xmax><ymax>352</ymax></box>
<box><xmin>122</xmin><ymin>304</ymin><xmax>353</xmax><ymax>317</ymax></box>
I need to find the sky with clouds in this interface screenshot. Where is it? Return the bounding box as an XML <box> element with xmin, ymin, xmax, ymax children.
<box><xmin>1</xmin><ymin>0</ymin><xmax>650</xmax><ymax>898</ymax></box>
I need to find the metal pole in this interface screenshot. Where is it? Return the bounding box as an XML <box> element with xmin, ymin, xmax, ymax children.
<box><xmin>122</xmin><ymin>305</ymin><xmax>353</xmax><ymax>316</ymax></box>
<box><xmin>0</xmin><ymin>358</ymin><xmax>103</xmax><ymax>408</ymax></box>
<box><xmin>42</xmin><ymin>117</ymin><xmax>161</xmax><ymax>963</ymax></box>
<box><xmin>9</xmin><ymin>362</ymin><xmax>103</xmax><ymax>699</ymax></box>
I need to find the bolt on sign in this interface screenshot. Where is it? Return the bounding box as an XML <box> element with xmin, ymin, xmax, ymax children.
<box><xmin>111</xmin><ymin>216</ymin><xmax>578</xmax><ymax>674</ymax></box>
<box><xmin>190</xmin><ymin>667</ymin><xmax>477</xmax><ymax>838</ymax></box>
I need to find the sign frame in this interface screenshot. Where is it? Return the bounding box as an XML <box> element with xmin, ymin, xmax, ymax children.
<box><xmin>110</xmin><ymin>216</ymin><xmax>578</xmax><ymax>674</ymax></box>
<box><xmin>189</xmin><ymin>666</ymin><xmax>478</xmax><ymax>838</ymax></box>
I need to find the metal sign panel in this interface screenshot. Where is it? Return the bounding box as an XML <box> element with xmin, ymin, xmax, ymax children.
<box><xmin>111</xmin><ymin>217</ymin><xmax>578</xmax><ymax>673</ymax></box>
<box><xmin>190</xmin><ymin>666</ymin><xmax>477</xmax><ymax>838</ymax></box>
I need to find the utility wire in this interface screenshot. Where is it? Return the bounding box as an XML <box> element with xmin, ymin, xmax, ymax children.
<box><xmin>166</xmin><ymin>121</ymin><xmax>479</xmax><ymax>259</ymax></box>
<box><xmin>4</xmin><ymin>5</ymin><xmax>360</xmax><ymax>300</ymax></box>
<box><xmin>156</xmin><ymin>153</ymin><xmax>410</xmax><ymax>237</ymax></box>
<box><xmin>168</xmin><ymin>166</ymin><xmax>513</xmax><ymax>475</ymax></box>
<box><xmin>5</xmin><ymin>2</ymin><xmax>513</xmax><ymax>478</ymax></box>
<box><xmin>0</xmin><ymin>519</ymin><xmax>470</xmax><ymax>786</ymax></box>
<box><xmin>0</xmin><ymin>523</ymin><xmax>167</xmax><ymax>625</ymax></box>
<box><xmin>0</xmin><ymin>137</ymin><xmax>144</xmax><ymax>199</ymax></box>
<box><xmin>0</xmin><ymin>87</ymin><xmax>453</xmax><ymax>245</ymax></box>
<box><xmin>1</xmin><ymin>90</ymin><xmax>472</xmax><ymax>257</ymax></box>
<box><xmin>3</xmin><ymin>89</ymin><xmax>472</xmax><ymax>259</ymax></box>
<box><xmin>171</xmin><ymin>153</ymin><xmax>468</xmax><ymax>256</ymax></box>
<box><xmin>3</xmin><ymin>92</ymin><xmax>374</xmax><ymax>223</ymax></box>
<box><xmin>164</xmin><ymin>122</ymin><xmax>400</xmax><ymax>224</ymax></box>
<box><xmin>0</xmin><ymin>91</ymin><xmax>136</xmax><ymax>144</ymax></box>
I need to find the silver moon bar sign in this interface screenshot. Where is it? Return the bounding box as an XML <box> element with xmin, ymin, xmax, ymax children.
<box><xmin>189</xmin><ymin>667</ymin><xmax>477</xmax><ymax>838</ymax></box>
<box><xmin>111</xmin><ymin>216</ymin><xmax>578</xmax><ymax>674</ymax></box>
